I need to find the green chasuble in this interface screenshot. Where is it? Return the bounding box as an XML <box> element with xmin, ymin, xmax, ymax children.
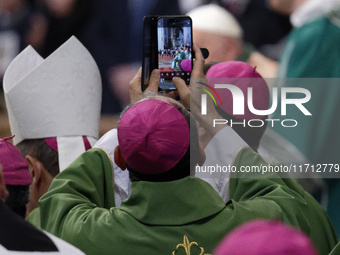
<box><xmin>35</xmin><ymin>147</ymin><xmax>337</xmax><ymax>255</ymax></box>
<box><xmin>277</xmin><ymin>14</ymin><xmax>340</xmax><ymax>79</ymax></box>
<box><xmin>26</xmin><ymin>207</ymin><xmax>41</xmax><ymax>228</ymax></box>
<box><xmin>273</xmin><ymin>11</ymin><xmax>340</xmax><ymax>235</ymax></box>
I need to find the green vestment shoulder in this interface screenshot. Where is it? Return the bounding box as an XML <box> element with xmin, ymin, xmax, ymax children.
<box><xmin>278</xmin><ymin>14</ymin><xmax>340</xmax><ymax>78</ymax></box>
<box><xmin>26</xmin><ymin>207</ymin><xmax>41</xmax><ymax>228</ymax></box>
<box><xmin>273</xmin><ymin>11</ymin><xmax>340</xmax><ymax>235</ymax></box>
<box><xmin>37</xmin><ymin>147</ymin><xmax>334</xmax><ymax>255</ymax></box>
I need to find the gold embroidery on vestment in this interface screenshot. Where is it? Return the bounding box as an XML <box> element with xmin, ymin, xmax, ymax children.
<box><xmin>171</xmin><ymin>235</ymin><xmax>211</xmax><ymax>255</ymax></box>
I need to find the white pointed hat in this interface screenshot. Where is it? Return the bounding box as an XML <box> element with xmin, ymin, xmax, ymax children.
<box><xmin>3</xmin><ymin>36</ymin><xmax>102</xmax><ymax>171</ymax></box>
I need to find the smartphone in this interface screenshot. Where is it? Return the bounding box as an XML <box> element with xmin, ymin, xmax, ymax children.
<box><xmin>142</xmin><ymin>15</ymin><xmax>193</xmax><ymax>91</ymax></box>
<box><xmin>142</xmin><ymin>16</ymin><xmax>158</xmax><ymax>91</ymax></box>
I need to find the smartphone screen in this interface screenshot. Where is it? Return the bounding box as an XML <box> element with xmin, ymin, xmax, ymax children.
<box><xmin>157</xmin><ymin>16</ymin><xmax>193</xmax><ymax>90</ymax></box>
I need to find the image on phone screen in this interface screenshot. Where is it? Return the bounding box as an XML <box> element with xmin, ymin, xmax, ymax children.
<box><xmin>157</xmin><ymin>17</ymin><xmax>192</xmax><ymax>91</ymax></box>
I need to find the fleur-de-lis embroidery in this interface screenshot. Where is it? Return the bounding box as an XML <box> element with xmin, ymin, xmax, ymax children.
<box><xmin>172</xmin><ymin>235</ymin><xmax>211</xmax><ymax>255</ymax></box>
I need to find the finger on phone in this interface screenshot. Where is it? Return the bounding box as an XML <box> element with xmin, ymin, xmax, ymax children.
<box><xmin>145</xmin><ymin>69</ymin><xmax>160</xmax><ymax>93</ymax></box>
<box><xmin>129</xmin><ymin>67</ymin><xmax>142</xmax><ymax>104</ymax></box>
<box><xmin>191</xmin><ymin>42</ymin><xmax>205</xmax><ymax>78</ymax></box>
<box><xmin>173</xmin><ymin>77</ymin><xmax>190</xmax><ymax>109</ymax></box>
<box><xmin>129</xmin><ymin>67</ymin><xmax>142</xmax><ymax>89</ymax></box>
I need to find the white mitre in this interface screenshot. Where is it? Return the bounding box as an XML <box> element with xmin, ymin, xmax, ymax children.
<box><xmin>3</xmin><ymin>36</ymin><xmax>102</xmax><ymax>171</ymax></box>
<box><xmin>187</xmin><ymin>4</ymin><xmax>243</xmax><ymax>38</ymax></box>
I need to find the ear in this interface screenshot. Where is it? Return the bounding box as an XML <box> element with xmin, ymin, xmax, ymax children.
<box><xmin>114</xmin><ymin>145</ymin><xmax>127</xmax><ymax>170</ymax></box>
<box><xmin>0</xmin><ymin>165</ymin><xmax>9</xmax><ymax>201</ymax></box>
<box><xmin>25</xmin><ymin>156</ymin><xmax>52</xmax><ymax>215</ymax></box>
<box><xmin>25</xmin><ymin>155</ymin><xmax>44</xmax><ymax>186</ymax></box>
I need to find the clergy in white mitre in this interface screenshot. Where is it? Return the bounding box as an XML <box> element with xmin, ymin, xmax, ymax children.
<box><xmin>3</xmin><ymin>36</ymin><xmax>102</xmax><ymax>225</ymax></box>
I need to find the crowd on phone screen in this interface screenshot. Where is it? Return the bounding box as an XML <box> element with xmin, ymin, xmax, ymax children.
<box><xmin>1</xmin><ymin>0</ymin><xmax>340</xmax><ymax>254</ymax></box>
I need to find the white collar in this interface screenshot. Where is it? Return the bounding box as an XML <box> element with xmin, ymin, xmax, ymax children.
<box><xmin>291</xmin><ymin>0</ymin><xmax>340</xmax><ymax>27</ymax></box>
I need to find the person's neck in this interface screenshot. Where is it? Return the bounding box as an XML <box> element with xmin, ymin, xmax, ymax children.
<box><xmin>26</xmin><ymin>201</ymin><xmax>38</xmax><ymax>216</ymax></box>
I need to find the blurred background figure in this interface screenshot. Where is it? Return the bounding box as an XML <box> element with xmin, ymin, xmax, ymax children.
<box><xmin>187</xmin><ymin>4</ymin><xmax>246</xmax><ymax>64</ymax></box>
<box><xmin>0</xmin><ymin>0</ymin><xmax>44</xmax><ymax>138</ymax></box>
<box><xmin>187</xmin><ymin>3</ymin><xmax>281</xmax><ymax>78</ymax></box>
<box><xmin>214</xmin><ymin>219</ymin><xmax>318</xmax><ymax>255</ymax></box>
<box><xmin>223</xmin><ymin>0</ymin><xmax>292</xmax><ymax>60</ymax></box>
<box><xmin>0</xmin><ymin>135</ymin><xmax>31</xmax><ymax>218</ymax></box>
<box><xmin>0</xmin><ymin>0</ymin><xmax>291</xmax><ymax>129</ymax></box>
<box><xmin>33</xmin><ymin>0</ymin><xmax>94</xmax><ymax>58</ymax></box>
<box><xmin>0</xmin><ymin>0</ymin><xmax>35</xmax><ymax>116</ymax></box>
<box><xmin>0</xmin><ymin>0</ymin><xmax>35</xmax><ymax>82</ymax></box>
<box><xmin>268</xmin><ymin>0</ymin><xmax>340</xmax><ymax>235</ymax></box>
<box><xmin>86</xmin><ymin>0</ymin><xmax>182</xmax><ymax>113</ymax></box>
<box><xmin>181</xmin><ymin>0</ymin><xmax>292</xmax><ymax>61</ymax></box>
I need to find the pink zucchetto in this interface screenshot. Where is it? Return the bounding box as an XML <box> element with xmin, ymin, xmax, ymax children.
<box><xmin>206</xmin><ymin>61</ymin><xmax>270</xmax><ymax>120</ymax></box>
<box><xmin>214</xmin><ymin>220</ymin><xmax>318</xmax><ymax>255</ymax></box>
<box><xmin>118</xmin><ymin>100</ymin><xmax>190</xmax><ymax>175</ymax></box>
<box><xmin>180</xmin><ymin>59</ymin><xmax>192</xmax><ymax>72</ymax></box>
<box><xmin>0</xmin><ymin>136</ymin><xmax>31</xmax><ymax>186</ymax></box>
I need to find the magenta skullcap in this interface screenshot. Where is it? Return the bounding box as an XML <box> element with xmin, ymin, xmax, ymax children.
<box><xmin>214</xmin><ymin>220</ymin><xmax>318</xmax><ymax>255</ymax></box>
<box><xmin>118</xmin><ymin>100</ymin><xmax>190</xmax><ymax>175</ymax></box>
<box><xmin>206</xmin><ymin>61</ymin><xmax>270</xmax><ymax>120</ymax></box>
<box><xmin>0</xmin><ymin>136</ymin><xmax>31</xmax><ymax>186</ymax></box>
<box><xmin>181</xmin><ymin>59</ymin><xmax>192</xmax><ymax>72</ymax></box>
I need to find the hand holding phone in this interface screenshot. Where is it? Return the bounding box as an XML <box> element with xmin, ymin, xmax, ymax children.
<box><xmin>129</xmin><ymin>67</ymin><xmax>161</xmax><ymax>105</ymax></box>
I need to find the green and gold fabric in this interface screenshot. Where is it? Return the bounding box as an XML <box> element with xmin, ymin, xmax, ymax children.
<box><xmin>31</xmin><ymin>147</ymin><xmax>337</xmax><ymax>255</ymax></box>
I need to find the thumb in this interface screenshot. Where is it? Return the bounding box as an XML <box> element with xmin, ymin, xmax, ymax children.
<box><xmin>145</xmin><ymin>69</ymin><xmax>160</xmax><ymax>93</ymax></box>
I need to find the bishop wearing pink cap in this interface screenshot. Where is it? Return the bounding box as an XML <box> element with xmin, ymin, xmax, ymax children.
<box><xmin>0</xmin><ymin>152</ymin><xmax>85</xmax><ymax>254</ymax></box>
<box><xmin>196</xmin><ymin>60</ymin><xmax>269</xmax><ymax>206</ymax></box>
<box><xmin>0</xmin><ymin>137</ymin><xmax>82</xmax><ymax>253</ymax></box>
<box><xmin>206</xmin><ymin>60</ymin><xmax>270</xmax><ymax>151</ymax></box>
<box><xmin>197</xmin><ymin>61</ymin><xmax>338</xmax><ymax>255</ymax></box>
<box><xmin>30</xmin><ymin>92</ymin><xmax>328</xmax><ymax>255</ymax></box>
<box><xmin>0</xmin><ymin>135</ymin><xmax>31</xmax><ymax>218</ymax></box>
<box><xmin>0</xmin><ymin>136</ymin><xmax>31</xmax><ymax>186</ymax></box>
<box><xmin>116</xmin><ymin>99</ymin><xmax>190</xmax><ymax>177</ymax></box>
<box><xmin>214</xmin><ymin>220</ymin><xmax>318</xmax><ymax>255</ymax></box>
